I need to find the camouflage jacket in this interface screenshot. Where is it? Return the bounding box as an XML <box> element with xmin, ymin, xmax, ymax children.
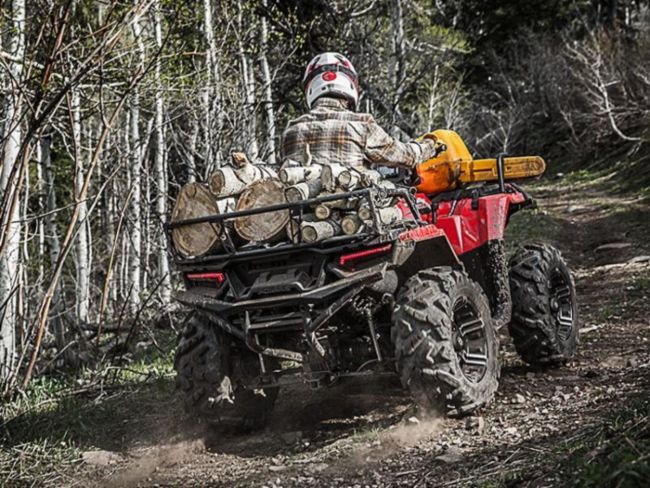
<box><xmin>280</xmin><ymin>98</ymin><xmax>437</xmax><ymax>169</ymax></box>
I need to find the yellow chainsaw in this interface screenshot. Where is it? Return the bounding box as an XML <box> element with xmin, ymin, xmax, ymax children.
<box><xmin>415</xmin><ymin>129</ymin><xmax>546</xmax><ymax>194</ymax></box>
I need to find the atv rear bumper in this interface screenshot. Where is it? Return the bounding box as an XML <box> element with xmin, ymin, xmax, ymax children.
<box><xmin>175</xmin><ymin>264</ymin><xmax>387</xmax><ymax>328</ymax></box>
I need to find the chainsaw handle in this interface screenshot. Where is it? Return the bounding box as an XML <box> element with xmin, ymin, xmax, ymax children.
<box><xmin>434</xmin><ymin>142</ymin><xmax>447</xmax><ymax>156</ymax></box>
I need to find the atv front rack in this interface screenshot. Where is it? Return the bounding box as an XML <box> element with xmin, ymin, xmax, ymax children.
<box><xmin>165</xmin><ymin>186</ymin><xmax>422</xmax><ymax>264</ymax></box>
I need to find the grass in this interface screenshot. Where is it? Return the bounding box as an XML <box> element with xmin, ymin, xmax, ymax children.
<box><xmin>0</xmin><ymin>336</ymin><xmax>179</xmax><ymax>487</ymax></box>
<box><xmin>564</xmin><ymin>398</ymin><xmax>650</xmax><ymax>487</ymax></box>
<box><xmin>504</xmin><ymin>207</ymin><xmax>561</xmax><ymax>253</ymax></box>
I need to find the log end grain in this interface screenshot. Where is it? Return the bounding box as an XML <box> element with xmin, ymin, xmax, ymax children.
<box><xmin>234</xmin><ymin>179</ymin><xmax>289</xmax><ymax>243</ymax></box>
<box><xmin>171</xmin><ymin>183</ymin><xmax>221</xmax><ymax>257</ymax></box>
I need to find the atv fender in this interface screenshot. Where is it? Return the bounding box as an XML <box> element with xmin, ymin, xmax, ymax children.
<box><xmin>394</xmin><ymin>224</ymin><xmax>461</xmax><ymax>283</ymax></box>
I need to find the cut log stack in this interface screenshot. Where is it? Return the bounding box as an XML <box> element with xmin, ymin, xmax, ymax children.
<box><xmin>170</xmin><ymin>153</ymin><xmax>407</xmax><ymax>257</ymax></box>
<box><xmin>276</xmin><ymin>161</ymin><xmax>404</xmax><ymax>244</ymax></box>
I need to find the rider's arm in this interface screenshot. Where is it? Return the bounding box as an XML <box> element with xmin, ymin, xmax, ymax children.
<box><xmin>364</xmin><ymin>117</ymin><xmax>437</xmax><ymax>168</ymax></box>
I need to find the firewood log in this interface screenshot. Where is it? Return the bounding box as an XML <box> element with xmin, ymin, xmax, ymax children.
<box><xmin>208</xmin><ymin>166</ymin><xmax>248</xmax><ymax>197</ymax></box>
<box><xmin>318</xmin><ymin>189</ymin><xmax>359</xmax><ymax>209</ymax></box>
<box><xmin>301</xmin><ymin>219</ymin><xmax>340</xmax><ymax>243</ymax></box>
<box><xmin>285</xmin><ymin>178</ymin><xmax>323</xmax><ymax>202</ymax></box>
<box><xmin>338</xmin><ymin>167</ymin><xmax>382</xmax><ymax>190</ymax></box>
<box><xmin>286</xmin><ymin>214</ymin><xmax>316</xmax><ymax>243</ymax></box>
<box><xmin>358</xmin><ymin>206</ymin><xmax>372</xmax><ymax>221</ymax></box>
<box><xmin>314</xmin><ymin>204</ymin><xmax>332</xmax><ymax>220</ymax></box>
<box><xmin>321</xmin><ymin>163</ymin><xmax>347</xmax><ymax>190</ymax></box>
<box><xmin>209</xmin><ymin>162</ymin><xmax>277</xmax><ymax>198</ymax></box>
<box><xmin>341</xmin><ymin>214</ymin><xmax>364</xmax><ymax>235</ymax></box>
<box><xmin>170</xmin><ymin>183</ymin><xmax>223</xmax><ymax>257</ymax></box>
<box><xmin>338</xmin><ymin>168</ymin><xmax>361</xmax><ymax>190</ymax></box>
<box><xmin>234</xmin><ymin>179</ymin><xmax>289</xmax><ymax>243</ymax></box>
<box><xmin>237</xmin><ymin>162</ymin><xmax>278</xmax><ymax>184</ymax></box>
<box><xmin>279</xmin><ymin>164</ymin><xmax>323</xmax><ymax>185</ymax></box>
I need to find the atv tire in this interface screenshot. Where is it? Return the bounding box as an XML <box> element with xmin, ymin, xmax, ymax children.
<box><xmin>174</xmin><ymin>315</ymin><xmax>278</xmax><ymax>432</ymax></box>
<box><xmin>392</xmin><ymin>268</ymin><xmax>499</xmax><ymax>416</ymax></box>
<box><xmin>509</xmin><ymin>244</ymin><xmax>578</xmax><ymax>366</ymax></box>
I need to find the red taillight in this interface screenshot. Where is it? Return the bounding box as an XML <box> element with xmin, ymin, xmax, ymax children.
<box><xmin>338</xmin><ymin>244</ymin><xmax>393</xmax><ymax>268</ymax></box>
<box><xmin>186</xmin><ymin>272</ymin><xmax>225</xmax><ymax>285</ymax></box>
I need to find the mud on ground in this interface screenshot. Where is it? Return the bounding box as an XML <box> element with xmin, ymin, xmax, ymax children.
<box><xmin>3</xmin><ymin>175</ymin><xmax>649</xmax><ymax>487</ymax></box>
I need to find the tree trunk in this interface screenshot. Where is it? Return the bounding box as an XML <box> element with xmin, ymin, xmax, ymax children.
<box><xmin>0</xmin><ymin>0</ymin><xmax>25</xmax><ymax>384</ymax></box>
<box><xmin>202</xmin><ymin>0</ymin><xmax>214</xmax><ymax>174</ymax></box>
<box><xmin>128</xmin><ymin>13</ymin><xmax>145</xmax><ymax>314</ymax></box>
<box><xmin>390</xmin><ymin>0</ymin><xmax>406</xmax><ymax>137</ymax></box>
<box><xmin>41</xmin><ymin>133</ymin><xmax>67</xmax><ymax>360</ymax></box>
<box><xmin>154</xmin><ymin>0</ymin><xmax>171</xmax><ymax>303</ymax></box>
<box><xmin>237</xmin><ymin>4</ymin><xmax>259</xmax><ymax>159</ymax></box>
<box><xmin>260</xmin><ymin>0</ymin><xmax>276</xmax><ymax>164</ymax></box>
<box><xmin>72</xmin><ymin>89</ymin><xmax>90</xmax><ymax>325</ymax></box>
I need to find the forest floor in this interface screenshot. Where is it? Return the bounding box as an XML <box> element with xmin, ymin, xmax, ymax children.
<box><xmin>1</xmin><ymin>172</ymin><xmax>649</xmax><ymax>487</ymax></box>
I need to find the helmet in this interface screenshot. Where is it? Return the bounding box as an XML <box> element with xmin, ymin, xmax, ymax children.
<box><xmin>303</xmin><ymin>52</ymin><xmax>359</xmax><ymax>109</ymax></box>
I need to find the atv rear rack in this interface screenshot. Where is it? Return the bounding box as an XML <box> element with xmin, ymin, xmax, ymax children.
<box><xmin>165</xmin><ymin>186</ymin><xmax>422</xmax><ymax>264</ymax></box>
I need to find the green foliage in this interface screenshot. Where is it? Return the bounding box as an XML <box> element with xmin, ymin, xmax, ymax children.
<box><xmin>567</xmin><ymin>399</ymin><xmax>650</xmax><ymax>487</ymax></box>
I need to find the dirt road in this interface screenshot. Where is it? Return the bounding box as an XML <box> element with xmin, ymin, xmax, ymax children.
<box><xmin>7</xmin><ymin>176</ymin><xmax>650</xmax><ymax>487</ymax></box>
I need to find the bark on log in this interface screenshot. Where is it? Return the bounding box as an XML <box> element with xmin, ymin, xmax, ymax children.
<box><xmin>318</xmin><ymin>189</ymin><xmax>359</xmax><ymax>209</ymax></box>
<box><xmin>171</xmin><ymin>183</ymin><xmax>222</xmax><ymax>257</ymax></box>
<box><xmin>209</xmin><ymin>163</ymin><xmax>277</xmax><ymax>198</ymax></box>
<box><xmin>279</xmin><ymin>164</ymin><xmax>322</xmax><ymax>185</ymax></box>
<box><xmin>286</xmin><ymin>215</ymin><xmax>315</xmax><ymax>243</ymax></box>
<box><xmin>238</xmin><ymin>163</ymin><xmax>277</xmax><ymax>183</ymax></box>
<box><xmin>322</xmin><ymin>163</ymin><xmax>346</xmax><ymax>190</ymax></box>
<box><xmin>339</xmin><ymin>166</ymin><xmax>382</xmax><ymax>189</ymax></box>
<box><xmin>301</xmin><ymin>219</ymin><xmax>340</xmax><ymax>243</ymax></box>
<box><xmin>285</xmin><ymin>179</ymin><xmax>322</xmax><ymax>202</ymax></box>
<box><xmin>234</xmin><ymin>179</ymin><xmax>289</xmax><ymax>242</ymax></box>
<box><xmin>209</xmin><ymin>166</ymin><xmax>247</xmax><ymax>197</ymax></box>
<box><xmin>338</xmin><ymin>168</ymin><xmax>361</xmax><ymax>190</ymax></box>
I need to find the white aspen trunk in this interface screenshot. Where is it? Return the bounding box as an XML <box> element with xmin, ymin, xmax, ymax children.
<box><xmin>128</xmin><ymin>14</ymin><xmax>144</xmax><ymax>314</ymax></box>
<box><xmin>154</xmin><ymin>1</ymin><xmax>171</xmax><ymax>303</ymax></box>
<box><xmin>202</xmin><ymin>0</ymin><xmax>215</xmax><ymax>174</ymax></box>
<box><xmin>0</xmin><ymin>0</ymin><xmax>25</xmax><ymax>383</ymax></box>
<box><xmin>72</xmin><ymin>89</ymin><xmax>90</xmax><ymax>325</ymax></box>
<box><xmin>107</xmin><ymin>178</ymin><xmax>118</xmax><ymax>305</ymax></box>
<box><xmin>260</xmin><ymin>0</ymin><xmax>276</xmax><ymax>164</ymax></box>
<box><xmin>41</xmin><ymin>133</ymin><xmax>67</xmax><ymax>356</ymax></box>
<box><xmin>188</xmin><ymin>118</ymin><xmax>198</xmax><ymax>183</ymax></box>
<box><xmin>36</xmin><ymin>143</ymin><xmax>45</xmax><ymax>284</ymax></box>
<box><xmin>141</xmin><ymin>118</ymin><xmax>153</xmax><ymax>293</ymax></box>
<box><xmin>390</xmin><ymin>0</ymin><xmax>405</xmax><ymax>137</ymax></box>
<box><xmin>237</xmin><ymin>5</ymin><xmax>259</xmax><ymax>159</ymax></box>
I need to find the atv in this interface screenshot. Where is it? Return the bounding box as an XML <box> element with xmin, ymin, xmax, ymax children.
<box><xmin>166</xmin><ymin>147</ymin><xmax>578</xmax><ymax>431</ymax></box>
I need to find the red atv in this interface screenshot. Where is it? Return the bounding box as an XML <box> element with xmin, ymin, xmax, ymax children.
<box><xmin>167</xmin><ymin>154</ymin><xmax>578</xmax><ymax>431</ymax></box>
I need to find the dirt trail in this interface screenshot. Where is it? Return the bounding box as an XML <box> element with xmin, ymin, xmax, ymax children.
<box><xmin>86</xmin><ymin>178</ymin><xmax>650</xmax><ymax>487</ymax></box>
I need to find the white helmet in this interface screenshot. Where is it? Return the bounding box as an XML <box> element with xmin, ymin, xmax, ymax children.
<box><xmin>303</xmin><ymin>52</ymin><xmax>359</xmax><ymax>109</ymax></box>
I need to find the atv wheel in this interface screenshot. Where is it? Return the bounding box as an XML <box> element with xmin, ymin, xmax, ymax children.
<box><xmin>509</xmin><ymin>244</ymin><xmax>578</xmax><ymax>366</ymax></box>
<box><xmin>392</xmin><ymin>268</ymin><xmax>499</xmax><ymax>416</ymax></box>
<box><xmin>174</xmin><ymin>315</ymin><xmax>278</xmax><ymax>432</ymax></box>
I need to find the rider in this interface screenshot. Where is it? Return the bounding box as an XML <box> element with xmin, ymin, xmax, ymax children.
<box><xmin>281</xmin><ymin>52</ymin><xmax>438</xmax><ymax>170</ymax></box>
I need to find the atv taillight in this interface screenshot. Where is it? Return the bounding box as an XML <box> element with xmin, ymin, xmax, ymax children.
<box><xmin>186</xmin><ymin>272</ymin><xmax>225</xmax><ymax>285</ymax></box>
<box><xmin>339</xmin><ymin>244</ymin><xmax>393</xmax><ymax>268</ymax></box>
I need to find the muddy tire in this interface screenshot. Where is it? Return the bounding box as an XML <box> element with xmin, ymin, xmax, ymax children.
<box><xmin>392</xmin><ymin>268</ymin><xmax>499</xmax><ymax>417</ymax></box>
<box><xmin>174</xmin><ymin>315</ymin><xmax>278</xmax><ymax>432</ymax></box>
<box><xmin>509</xmin><ymin>244</ymin><xmax>578</xmax><ymax>366</ymax></box>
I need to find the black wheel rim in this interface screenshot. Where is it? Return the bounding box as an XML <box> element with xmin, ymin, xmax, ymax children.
<box><xmin>452</xmin><ymin>297</ymin><xmax>488</xmax><ymax>383</ymax></box>
<box><xmin>549</xmin><ymin>268</ymin><xmax>574</xmax><ymax>341</ymax></box>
